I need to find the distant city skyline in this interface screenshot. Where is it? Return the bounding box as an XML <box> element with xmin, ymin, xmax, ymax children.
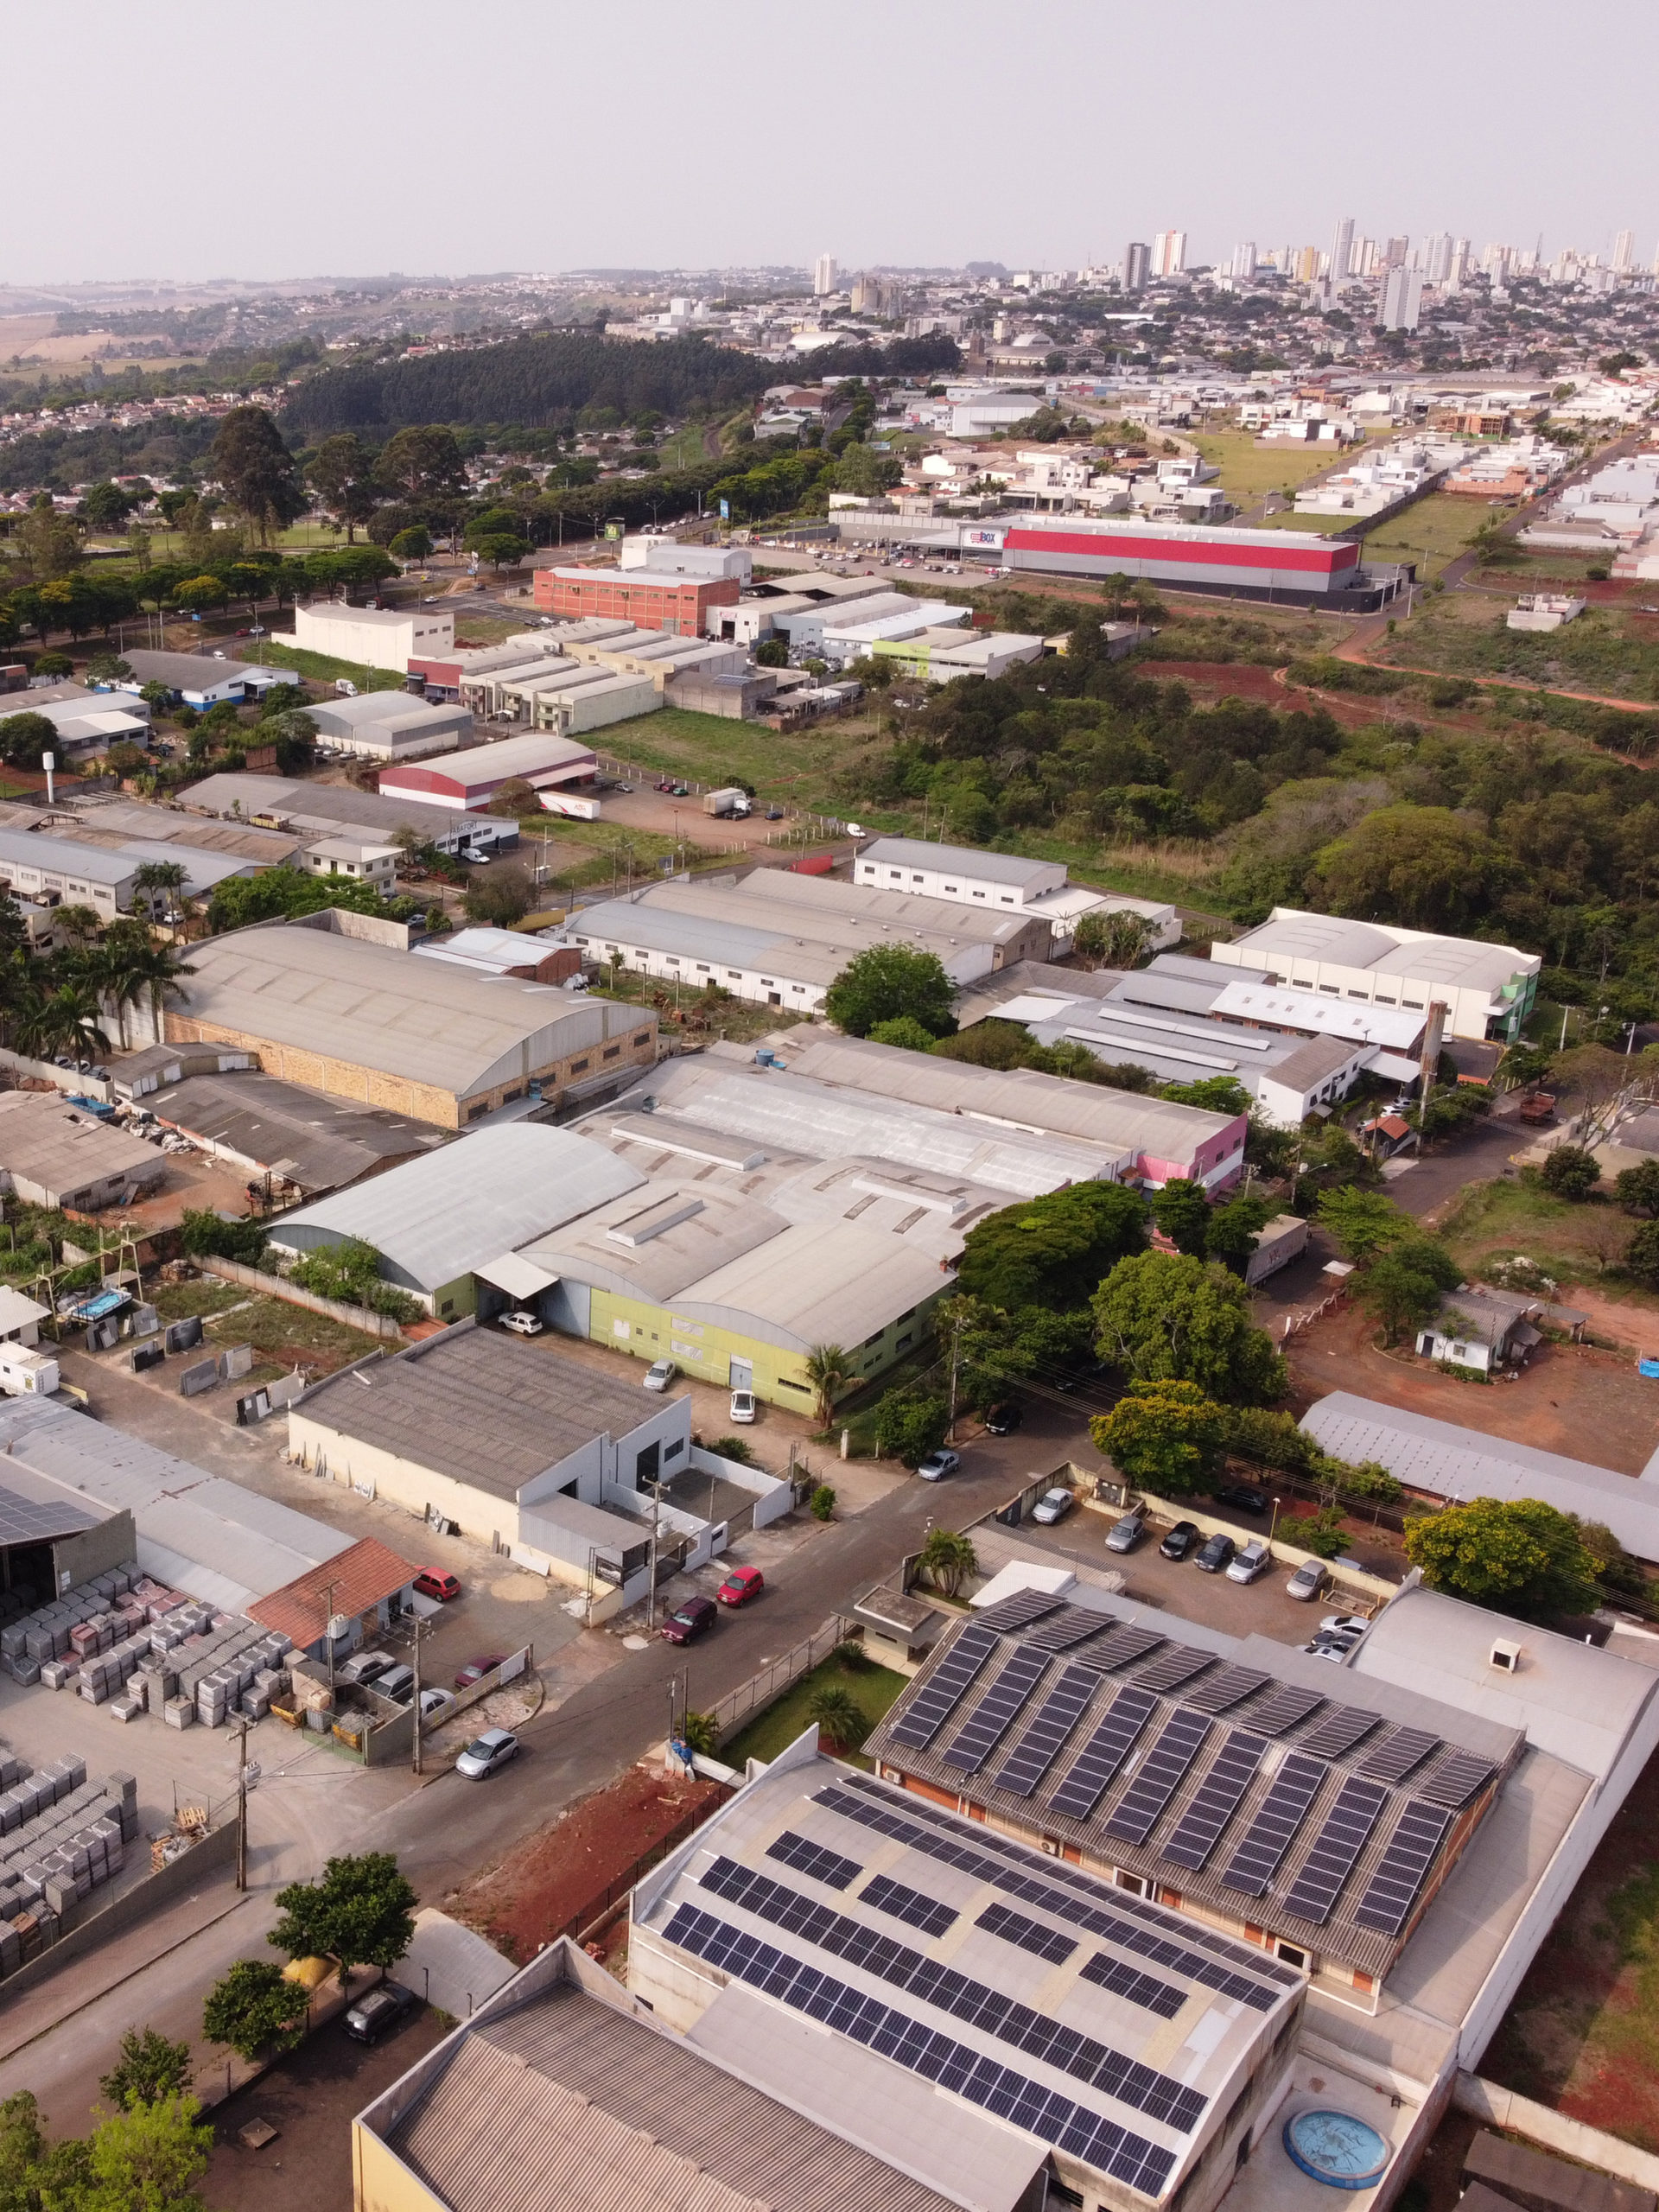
<box><xmin>2</xmin><ymin>0</ymin><xmax>1655</xmax><ymax>287</ymax></box>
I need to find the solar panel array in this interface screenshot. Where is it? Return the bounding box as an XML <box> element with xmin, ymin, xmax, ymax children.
<box><xmin>978</xmin><ymin>1899</ymin><xmax>1077</xmax><ymax>1966</ymax></box>
<box><xmin>1050</xmin><ymin>1686</ymin><xmax>1160</xmax><ymax>1822</ymax></box>
<box><xmin>887</xmin><ymin>1624</ymin><xmax>998</xmax><ymax>1750</ymax></box>
<box><xmin>1218</xmin><ymin>1753</ymin><xmax>1328</xmax><ymax>1898</ymax></box>
<box><xmin>1415</xmin><ymin>1752</ymin><xmax>1497</xmax><ymax>1811</ymax></box>
<box><xmin>1134</xmin><ymin>1646</ymin><xmax>1216</xmax><ymax>1697</ymax></box>
<box><xmin>693</xmin><ymin>1855</ymin><xmax>1209</xmax><ymax>2132</ymax></box>
<box><xmin>661</xmin><ymin>1901</ymin><xmax>1178</xmax><ymax>2199</ymax></box>
<box><xmin>1161</xmin><ymin>1732</ymin><xmax>1268</xmax><ymax>1872</ymax></box>
<box><xmin>814</xmin><ymin>1781</ymin><xmax>1291</xmax><ymax>2008</ymax></box>
<box><xmin>1280</xmin><ymin>1777</ymin><xmax>1389</xmax><ymax>1928</ymax></box>
<box><xmin>944</xmin><ymin>1644</ymin><xmax>1052</xmax><ymax>1773</ymax></box>
<box><xmin>975</xmin><ymin>1590</ymin><xmax>1067</xmax><ymax>1636</ymax></box>
<box><xmin>1185</xmin><ymin>1665</ymin><xmax>1272</xmax><ymax>1715</ymax></box>
<box><xmin>1353</xmin><ymin>1801</ymin><xmax>1453</xmax><ymax>1936</ymax></box>
<box><xmin>1298</xmin><ymin>1706</ymin><xmax>1382</xmax><ymax>1762</ymax></box>
<box><xmin>1020</xmin><ymin>1606</ymin><xmax>1119</xmax><ymax>1653</ymax></box>
<box><xmin>766</xmin><ymin>1831</ymin><xmax>861</xmax><ymax>1891</ymax></box>
<box><xmin>1092</xmin><ymin>1626</ymin><xmax>1166</xmax><ymax>1673</ymax></box>
<box><xmin>1243</xmin><ymin>1683</ymin><xmax>1326</xmax><ymax>1738</ymax></box>
<box><xmin>995</xmin><ymin>1663</ymin><xmax>1102</xmax><ymax>1798</ymax></box>
<box><xmin>1103</xmin><ymin>1710</ymin><xmax>1213</xmax><ymax>1846</ymax></box>
<box><xmin>1077</xmin><ymin>1948</ymin><xmax>1189</xmax><ymax>2020</ymax></box>
<box><xmin>862</xmin><ymin>1872</ymin><xmax>957</xmax><ymax>1938</ymax></box>
<box><xmin>1357</xmin><ymin>1726</ymin><xmax>1441</xmax><ymax>1787</ymax></box>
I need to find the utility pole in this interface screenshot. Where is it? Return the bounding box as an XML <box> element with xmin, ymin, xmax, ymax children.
<box><xmin>410</xmin><ymin>1616</ymin><xmax>424</xmax><ymax>1777</ymax></box>
<box><xmin>645</xmin><ymin>1479</ymin><xmax>662</xmax><ymax>1630</ymax></box>
<box><xmin>235</xmin><ymin>1718</ymin><xmax>248</xmax><ymax>1891</ymax></box>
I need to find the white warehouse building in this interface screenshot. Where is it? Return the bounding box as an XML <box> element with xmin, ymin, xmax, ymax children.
<box><xmin>1207</xmin><ymin>908</ymin><xmax>1541</xmax><ymax>1043</ymax></box>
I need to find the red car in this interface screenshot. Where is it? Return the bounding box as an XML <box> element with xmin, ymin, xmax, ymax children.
<box><xmin>454</xmin><ymin>1655</ymin><xmax>508</xmax><ymax>1690</ymax></box>
<box><xmin>717</xmin><ymin>1566</ymin><xmax>765</xmax><ymax>1608</ymax></box>
<box><xmin>660</xmin><ymin>1595</ymin><xmax>717</xmax><ymax>1645</ymax></box>
<box><xmin>414</xmin><ymin>1569</ymin><xmax>461</xmax><ymax>1602</ymax></box>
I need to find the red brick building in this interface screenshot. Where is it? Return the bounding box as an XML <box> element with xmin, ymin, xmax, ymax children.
<box><xmin>531</xmin><ymin>565</ymin><xmax>740</xmax><ymax>636</ymax></box>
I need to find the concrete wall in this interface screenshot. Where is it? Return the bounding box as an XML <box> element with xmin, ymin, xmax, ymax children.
<box><xmin>51</xmin><ymin>1507</ymin><xmax>138</xmax><ymax>1595</ymax></box>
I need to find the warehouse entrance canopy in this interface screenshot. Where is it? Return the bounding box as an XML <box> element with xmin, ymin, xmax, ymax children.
<box><xmin>474</xmin><ymin>1252</ymin><xmax>561</xmax><ymax>1301</ymax></box>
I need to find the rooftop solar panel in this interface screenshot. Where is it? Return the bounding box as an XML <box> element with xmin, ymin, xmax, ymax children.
<box><xmin>1090</xmin><ymin>1625</ymin><xmax>1166</xmax><ymax>1672</ymax></box>
<box><xmin>1244</xmin><ymin>1683</ymin><xmax>1327</xmax><ymax>1738</ymax></box>
<box><xmin>1049</xmin><ymin>1684</ymin><xmax>1160</xmax><ymax>1822</ymax></box>
<box><xmin>1184</xmin><ymin>1665</ymin><xmax>1272</xmax><ymax>1715</ymax></box>
<box><xmin>994</xmin><ymin>1662</ymin><xmax>1101</xmax><ymax>1798</ymax></box>
<box><xmin>861</xmin><ymin>1871</ymin><xmax>956</xmax><ymax>1938</ymax></box>
<box><xmin>1077</xmin><ymin>1948</ymin><xmax>1188</xmax><ymax>2020</ymax></box>
<box><xmin>1160</xmin><ymin>1732</ymin><xmax>1268</xmax><ymax>1872</ymax></box>
<box><xmin>1218</xmin><ymin>1752</ymin><xmax>1329</xmax><ymax>1898</ymax></box>
<box><xmin>1103</xmin><ymin>1708</ymin><xmax>1213</xmax><ymax>1847</ymax></box>
<box><xmin>766</xmin><ymin>1831</ymin><xmax>861</xmax><ymax>1891</ymax></box>
<box><xmin>974</xmin><ymin>1590</ymin><xmax>1068</xmax><ymax>1635</ymax></box>
<box><xmin>943</xmin><ymin>1643</ymin><xmax>1052</xmax><ymax>1773</ymax></box>
<box><xmin>1132</xmin><ymin>1645</ymin><xmax>1217</xmax><ymax>1696</ymax></box>
<box><xmin>1019</xmin><ymin>1605</ymin><xmax>1121</xmax><ymax>1653</ymax></box>
<box><xmin>658</xmin><ymin>1901</ymin><xmax>1177</xmax><ymax>2197</ymax></box>
<box><xmin>1298</xmin><ymin>1706</ymin><xmax>1382</xmax><ymax>1763</ymax></box>
<box><xmin>887</xmin><ymin>1623</ymin><xmax>998</xmax><ymax>1750</ymax></box>
<box><xmin>1281</xmin><ymin>1775</ymin><xmax>1389</xmax><ymax>1928</ymax></box>
<box><xmin>1352</xmin><ymin>1799</ymin><xmax>1453</xmax><ymax>1937</ymax></box>
<box><xmin>1357</xmin><ymin>1726</ymin><xmax>1442</xmax><ymax>1787</ymax></box>
<box><xmin>1414</xmin><ymin>1751</ymin><xmax>1498</xmax><ymax>1811</ymax></box>
<box><xmin>977</xmin><ymin>1899</ymin><xmax>1077</xmax><ymax>1966</ymax></box>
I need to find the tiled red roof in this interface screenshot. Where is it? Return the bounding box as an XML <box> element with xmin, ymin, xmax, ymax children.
<box><xmin>251</xmin><ymin>1535</ymin><xmax>419</xmax><ymax>1645</ymax></box>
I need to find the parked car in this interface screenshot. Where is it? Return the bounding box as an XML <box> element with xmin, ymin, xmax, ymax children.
<box><xmin>1213</xmin><ymin>1483</ymin><xmax>1268</xmax><ymax>1517</ymax></box>
<box><xmin>729</xmin><ymin>1389</ymin><xmax>756</xmax><ymax>1424</ymax></box>
<box><xmin>499</xmin><ymin>1310</ymin><xmax>543</xmax><ymax>1337</ymax></box>
<box><xmin>982</xmin><ymin>1402</ymin><xmax>1022</xmax><ymax>1435</ymax></box>
<box><xmin>1226</xmin><ymin>1539</ymin><xmax>1273</xmax><ymax>1585</ymax></box>
<box><xmin>456</xmin><ymin>1728</ymin><xmax>520</xmax><ymax>1779</ymax></box>
<box><xmin>1106</xmin><ymin>1504</ymin><xmax>1148</xmax><ymax>1554</ymax></box>
<box><xmin>1287</xmin><ymin>1560</ymin><xmax>1331</xmax><ymax>1602</ymax></box>
<box><xmin>915</xmin><ymin>1447</ymin><xmax>962</xmax><ymax>1483</ymax></box>
<box><xmin>377</xmin><ymin>1664</ymin><xmax>416</xmax><ymax>1704</ymax></box>
<box><xmin>418</xmin><ymin>1687</ymin><xmax>456</xmax><ymax>1722</ymax></box>
<box><xmin>643</xmin><ymin>1358</ymin><xmax>678</xmax><ymax>1392</ymax></box>
<box><xmin>415</xmin><ymin>1568</ymin><xmax>461</xmax><ymax>1602</ymax></box>
<box><xmin>1030</xmin><ymin>1487</ymin><xmax>1075</xmax><ymax>1526</ymax></box>
<box><xmin>1160</xmin><ymin>1521</ymin><xmax>1201</xmax><ymax>1560</ymax></box>
<box><xmin>1306</xmin><ymin>1625</ymin><xmax>1364</xmax><ymax>1664</ymax></box>
<box><xmin>1195</xmin><ymin>1531</ymin><xmax>1236</xmax><ymax>1574</ymax></box>
<box><xmin>340</xmin><ymin>1652</ymin><xmax>391</xmax><ymax>1688</ymax></box>
<box><xmin>661</xmin><ymin>1595</ymin><xmax>718</xmax><ymax>1645</ymax></box>
<box><xmin>343</xmin><ymin>1981</ymin><xmax>417</xmax><ymax>2044</ymax></box>
<box><xmin>1319</xmin><ymin>1612</ymin><xmax>1370</xmax><ymax>1639</ymax></box>
<box><xmin>454</xmin><ymin>1655</ymin><xmax>508</xmax><ymax>1690</ymax></box>
<box><xmin>717</xmin><ymin>1565</ymin><xmax>765</xmax><ymax>1608</ymax></box>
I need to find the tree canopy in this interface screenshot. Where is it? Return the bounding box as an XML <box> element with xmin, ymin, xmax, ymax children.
<box><xmin>209</xmin><ymin>404</ymin><xmax>306</xmax><ymax>542</ymax></box>
<box><xmin>1306</xmin><ymin>804</ymin><xmax>1510</xmax><ymax>931</ymax></box>
<box><xmin>1091</xmin><ymin>1249</ymin><xmax>1287</xmax><ymax>1404</ymax></box>
<box><xmin>823</xmin><ymin>944</ymin><xmax>957</xmax><ymax>1039</ymax></box>
<box><xmin>956</xmin><ymin>1182</ymin><xmax>1148</xmax><ymax>1313</ymax></box>
<box><xmin>1403</xmin><ymin>1497</ymin><xmax>1605</xmax><ymax>1619</ymax></box>
<box><xmin>269</xmin><ymin>1851</ymin><xmax>417</xmax><ymax>1974</ymax></box>
<box><xmin>1092</xmin><ymin>1380</ymin><xmax>1228</xmax><ymax>1496</ymax></box>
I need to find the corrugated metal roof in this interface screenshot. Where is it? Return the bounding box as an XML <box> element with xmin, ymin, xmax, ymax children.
<box><xmin>0</xmin><ymin>1091</ymin><xmax>165</xmax><ymax>1201</ymax></box>
<box><xmin>676</xmin><ymin>1219</ymin><xmax>952</xmax><ymax>1352</ymax></box>
<box><xmin>177</xmin><ymin>772</ymin><xmax>495</xmax><ymax>844</ymax></box>
<box><xmin>146</xmin><ymin>1071</ymin><xmax>444</xmax><ymax>1194</ymax></box>
<box><xmin>276</xmin><ymin>1122</ymin><xmax>644</xmax><ymax>1292</ymax></box>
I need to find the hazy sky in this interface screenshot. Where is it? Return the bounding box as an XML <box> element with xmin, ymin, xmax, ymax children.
<box><xmin>6</xmin><ymin>0</ymin><xmax>1656</xmax><ymax>287</ymax></box>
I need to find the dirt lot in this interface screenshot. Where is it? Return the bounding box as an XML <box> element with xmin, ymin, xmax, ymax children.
<box><xmin>445</xmin><ymin>1761</ymin><xmax>726</xmax><ymax>1962</ymax></box>
<box><xmin>1286</xmin><ymin>1297</ymin><xmax>1659</xmax><ymax>1476</ymax></box>
<box><xmin>1483</xmin><ymin>1738</ymin><xmax>1659</xmax><ymax>2152</ymax></box>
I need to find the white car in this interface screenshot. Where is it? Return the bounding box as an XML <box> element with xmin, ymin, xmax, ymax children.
<box><xmin>1319</xmin><ymin>1612</ymin><xmax>1370</xmax><ymax>1639</ymax></box>
<box><xmin>729</xmin><ymin>1389</ymin><xmax>756</xmax><ymax>1423</ymax></box>
<box><xmin>1226</xmin><ymin>1538</ymin><xmax>1272</xmax><ymax>1585</ymax></box>
<box><xmin>499</xmin><ymin>1311</ymin><xmax>543</xmax><ymax>1337</ymax></box>
<box><xmin>418</xmin><ymin>1687</ymin><xmax>456</xmax><ymax>1722</ymax></box>
<box><xmin>643</xmin><ymin>1358</ymin><xmax>678</xmax><ymax>1392</ymax></box>
<box><xmin>1030</xmin><ymin>1487</ymin><xmax>1076</xmax><ymax>1525</ymax></box>
<box><xmin>455</xmin><ymin>1728</ymin><xmax>519</xmax><ymax>1779</ymax></box>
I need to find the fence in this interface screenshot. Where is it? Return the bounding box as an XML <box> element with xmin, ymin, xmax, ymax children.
<box><xmin>200</xmin><ymin>1258</ymin><xmax>406</xmax><ymax>1340</ymax></box>
<box><xmin>707</xmin><ymin>1615</ymin><xmax>858</xmax><ymax>1748</ymax></box>
<box><xmin>1452</xmin><ymin>2072</ymin><xmax>1659</xmax><ymax>2194</ymax></box>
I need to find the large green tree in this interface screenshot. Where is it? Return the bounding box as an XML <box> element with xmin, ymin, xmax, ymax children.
<box><xmin>1306</xmin><ymin>804</ymin><xmax>1510</xmax><ymax>931</ymax></box>
<box><xmin>1403</xmin><ymin>1497</ymin><xmax>1604</xmax><ymax>1619</ymax></box>
<box><xmin>1093</xmin><ymin>1380</ymin><xmax>1228</xmax><ymax>1496</ymax></box>
<box><xmin>955</xmin><ymin>1183</ymin><xmax>1148</xmax><ymax>1313</ymax></box>
<box><xmin>270</xmin><ymin>1851</ymin><xmax>417</xmax><ymax>1975</ymax></box>
<box><xmin>210</xmin><ymin>405</ymin><xmax>306</xmax><ymax>543</ymax></box>
<box><xmin>1150</xmin><ymin>1179</ymin><xmax>1211</xmax><ymax>1257</ymax></box>
<box><xmin>1357</xmin><ymin>1235</ymin><xmax>1461</xmax><ymax>1344</ymax></box>
<box><xmin>377</xmin><ymin>423</ymin><xmax>467</xmax><ymax>502</ymax></box>
<box><xmin>824</xmin><ymin>944</ymin><xmax>957</xmax><ymax>1039</ymax></box>
<box><xmin>306</xmin><ymin>432</ymin><xmax>379</xmax><ymax>542</ymax></box>
<box><xmin>1091</xmin><ymin>1249</ymin><xmax>1287</xmax><ymax>1404</ymax></box>
<box><xmin>1316</xmin><ymin>1186</ymin><xmax>1411</xmax><ymax>1262</ymax></box>
<box><xmin>873</xmin><ymin>1389</ymin><xmax>950</xmax><ymax>1468</ymax></box>
<box><xmin>202</xmin><ymin>1959</ymin><xmax>308</xmax><ymax>2061</ymax></box>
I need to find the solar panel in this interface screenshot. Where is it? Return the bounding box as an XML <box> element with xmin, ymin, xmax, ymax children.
<box><xmin>817</xmin><ymin>1775</ymin><xmax>1300</xmax><ymax>2004</ymax></box>
<box><xmin>1414</xmin><ymin>1751</ymin><xmax>1498</xmax><ymax>1810</ymax></box>
<box><xmin>658</xmin><ymin>1902</ymin><xmax>1177</xmax><ymax>2196</ymax></box>
<box><xmin>1357</xmin><ymin>1726</ymin><xmax>1442</xmax><ymax>1786</ymax></box>
<box><xmin>1185</xmin><ymin>1665</ymin><xmax>1272</xmax><ymax>1715</ymax></box>
<box><xmin>1090</xmin><ymin>1625</ymin><xmax>1166</xmax><ymax>1672</ymax></box>
<box><xmin>1077</xmin><ymin>1948</ymin><xmax>1187</xmax><ymax>2020</ymax></box>
<box><xmin>861</xmin><ymin>1872</ymin><xmax>956</xmax><ymax>1937</ymax></box>
<box><xmin>766</xmin><ymin>1831</ymin><xmax>861</xmax><ymax>1890</ymax></box>
<box><xmin>994</xmin><ymin>1663</ymin><xmax>1101</xmax><ymax>1797</ymax></box>
<box><xmin>1019</xmin><ymin>1605</ymin><xmax>1120</xmax><ymax>1652</ymax></box>
<box><xmin>1298</xmin><ymin>1706</ymin><xmax>1382</xmax><ymax>1762</ymax></box>
<box><xmin>1218</xmin><ymin>1753</ymin><xmax>1329</xmax><ymax>1897</ymax></box>
<box><xmin>1245</xmin><ymin>1683</ymin><xmax>1327</xmax><ymax>1737</ymax></box>
<box><xmin>974</xmin><ymin>1590</ymin><xmax>1067</xmax><ymax>1635</ymax></box>
<box><xmin>1050</xmin><ymin>1684</ymin><xmax>1160</xmax><ymax>1821</ymax></box>
<box><xmin>1103</xmin><ymin>1708</ymin><xmax>1213</xmax><ymax>1846</ymax></box>
<box><xmin>686</xmin><ymin>1854</ymin><xmax>1208</xmax><ymax>2133</ymax></box>
<box><xmin>1161</xmin><ymin>1731</ymin><xmax>1268</xmax><ymax>1872</ymax></box>
<box><xmin>978</xmin><ymin>1899</ymin><xmax>1077</xmax><ymax>1965</ymax></box>
<box><xmin>943</xmin><ymin>1643</ymin><xmax>1052</xmax><ymax>1773</ymax></box>
<box><xmin>1281</xmin><ymin>1775</ymin><xmax>1389</xmax><ymax>1927</ymax></box>
<box><xmin>1133</xmin><ymin>1645</ymin><xmax>1217</xmax><ymax>1696</ymax></box>
<box><xmin>1352</xmin><ymin>1799</ymin><xmax>1453</xmax><ymax>1937</ymax></box>
<box><xmin>887</xmin><ymin>1623</ymin><xmax>998</xmax><ymax>1749</ymax></box>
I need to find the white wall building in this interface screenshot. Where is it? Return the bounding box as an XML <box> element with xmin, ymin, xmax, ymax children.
<box><xmin>286</xmin><ymin>602</ymin><xmax>455</xmax><ymax>675</ymax></box>
<box><xmin>1209</xmin><ymin>908</ymin><xmax>1541</xmax><ymax>1042</ymax></box>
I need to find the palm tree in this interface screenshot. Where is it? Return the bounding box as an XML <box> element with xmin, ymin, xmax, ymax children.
<box><xmin>129</xmin><ymin>941</ymin><xmax>194</xmax><ymax>1046</ymax></box>
<box><xmin>16</xmin><ymin>982</ymin><xmax>108</xmax><ymax>1066</ymax></box>
<box><xmin>917</xmin><ymin>1527</ymin><xmax>978</xmax><ymax>1599</ymax></box>
<box><xmin>130</xmin><ymin>861</ymin><xmax>188</xmax><ymax>925</ymax></box>
<box><xmin>802</xmin><ymin>1344</ymin><xmax>851</xmax><ymax>1432</ymax></box>
<box><xmin>52</xmin><ymin>905</ymin><xmax>102</xmax><ymax>950</ymax></box>
<box><xmin>807</xmin><ymin>1684</ymin><xmax>867</xmax><ymax>1754</ymax></box>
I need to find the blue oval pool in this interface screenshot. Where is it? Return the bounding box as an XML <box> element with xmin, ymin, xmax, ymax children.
<box><xmin>1282</xmin><ymin>2109</ymin><xmax>1391</xmax><ymax>2190</ymax></box>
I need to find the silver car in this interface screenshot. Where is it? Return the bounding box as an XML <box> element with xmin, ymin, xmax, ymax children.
<box><xmin>1030</xmin><ymin>1488</ymin><xmax>1075</xmax><ymax>1526</ymax></box>
<box><xmin>1105</xmin><ymin>1505</ymin><xmax>1147</xmax><ymax>1554</ymax></box>
<box><xmin>456</xmin><ymin>1728</ymin><xmax>519</xmax><ymax>1779</ymax></box>
<box><xmin>1226</xmin><ymin>1539</ymin><xmax>1272</xmax><ymax>1585</ymax></box>
<box><xmin>1287</xmin><ymin>1559</ymin><xmax>1331</xmax><ymax>1601</ymax></box>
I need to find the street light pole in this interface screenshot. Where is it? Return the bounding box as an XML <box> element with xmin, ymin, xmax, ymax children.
<box><xmin>235</xmin><ymin>1718</ymin><xmax>249</xmax><ymax>1891</ymax></box>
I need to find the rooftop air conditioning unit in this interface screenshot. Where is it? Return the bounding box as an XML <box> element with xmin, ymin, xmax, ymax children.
<box><xmin>1490</xmin><ymin>1637</ymin><xmax>1522</xmax><ymax>1673</ymax></box>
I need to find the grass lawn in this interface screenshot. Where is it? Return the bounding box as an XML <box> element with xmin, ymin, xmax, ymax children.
<box><xmin>150</xmin><ymin>1275</ymin><xmax>386</xmax><ymax>1376</ymax></box>
<box><xmin>1361</xmin><ymin>492</ymin><xmax>1485</xmax><ymax>579</ymax></box>
<box><xmin>251</xmin><ymin>640</ymin><xmax>406</xmax><ymax>691</ymax></box>
<box><xmin>720</xmin><ymin>1647</ymin><xmax>908</xmax><ymax>1769</ymax></box>
<box><xmin>1192</xmin><ymin>429</ymin><xmax>1363</xmax><ymax>505</ymax></box>
<box><xmin>1378</xmin><ymin>591</ymin><xmax>1659</xmax><ymax>702</ymax></box>
<box><xmin>655</xmin><ymin>425</ymin><xmax>713</xmax><ymax>471</ymax></box>
<box><xmin>586</xmin><ymin>960</ymin><xmax>811</xmax><ymax>1046</ymax></box>
<box><xmin>1439</xmin><ymin>1176</ymin><xmax>1659</xmax><ymax>1304</ymax></box>
<box><xmin>593</xmin><ymin>703</ymin><xmax>890</xmax><ymax>817</ymax></box>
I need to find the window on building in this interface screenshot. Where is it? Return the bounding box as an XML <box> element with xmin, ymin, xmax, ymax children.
<box><xmin>632</xmin><ymin>1032</ymin><xmax>650</xmax><ymax>1046</ymax></box>
<box><xmin>467</xmin><ymin>1101</ymin><xmax>490</xmax><ymax>1122</ymax></box>
<box><xmin>664</xmin><ymin>1437</ymin><xmax>684</xmax><ymax>1460</ymax></box>
<box><xmin>570</xmin><ymin>1058</ymin><xmax>589</xmax><ymax>1074</ymax></box>
<box><xmin>603</xmin><ymin>1046</ymin><xmax>620</xmax><ymax>1060</ymax></box>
